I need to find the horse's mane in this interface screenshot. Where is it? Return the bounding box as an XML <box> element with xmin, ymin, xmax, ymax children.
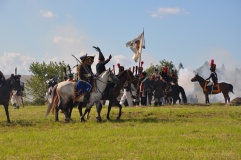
<box><xmin>99</xmin><ymin>70</ymin><xmax>109</xmax><ymax>78</ymax></box>
<box><xmin>196</xmin><ymin>74</ymin><xmax>205</xmax><ymax>81</ymax></box>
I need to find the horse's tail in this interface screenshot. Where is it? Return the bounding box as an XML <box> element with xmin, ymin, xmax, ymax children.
<box><xmin>229</xmin><ymin>84</ymin><xmax>234</xmax><ymax>94</ymax></box>
<box><xmin>45</xmin><ymin>84</ymin><xmax>58</xmax><ymax>118</ymax></box>
<box><xmin>179</xmin><ymin>86</ymin><xmax>187</xmax><ymax>104</ymax></box>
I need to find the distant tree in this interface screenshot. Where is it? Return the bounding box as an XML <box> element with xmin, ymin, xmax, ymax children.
<box><xmin>145</xmin><ymin>59</ymin><xmax>178</xmax><ymax>76</ymax></box>
<box><xmin>26</xmin><ymin>61</ymin><xmax>68</xmax><ymax>105</ymax></box>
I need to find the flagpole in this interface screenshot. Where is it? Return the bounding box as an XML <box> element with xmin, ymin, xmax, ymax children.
<box><xmin>139</xmin><ymin>29</ymin><xmax>144</xmax><ymax>75</ymax></box>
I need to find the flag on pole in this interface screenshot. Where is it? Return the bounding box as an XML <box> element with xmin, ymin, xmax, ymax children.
<box><xmin>126</xmin><ymin>31</ymin><xmax>145</xmax><ymax>62</ymax></box>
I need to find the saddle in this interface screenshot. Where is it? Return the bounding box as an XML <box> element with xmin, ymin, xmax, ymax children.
<box><xmin>204</xmin><ymin>81</ymin><xmax>220</xmax><ymax>93</ymax></box>
<box><xmin>74</xmin><ymin>80</ymin><xmax>96</xmax><ymax>101</ymax></box>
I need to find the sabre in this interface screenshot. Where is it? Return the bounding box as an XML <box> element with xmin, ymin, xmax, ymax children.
<box><xmin>71</xmin><ymin>54</ymin><xmax>92</xmax><ymax>76</ymax></box>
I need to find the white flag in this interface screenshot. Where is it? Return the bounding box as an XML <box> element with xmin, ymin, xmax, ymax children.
<box><xmin>126</xmin><ymin>32</ymin><xmax>145</xmax><ymax>62</ymax></box>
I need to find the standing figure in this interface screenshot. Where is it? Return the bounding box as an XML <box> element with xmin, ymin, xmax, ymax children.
<box><xmin>119</xmin><ymin>81</ymin><xmax>136</xmax><ymax>107</ymax></box>
<box><xmin>152</xmin><ymin>75</ymin><xmax>165</xmax><ymax>106</ymax></box>
<box><xmin>11</xmin><ymin>75</ymin><xmax>24</xmax><ymax>109</ymax></box>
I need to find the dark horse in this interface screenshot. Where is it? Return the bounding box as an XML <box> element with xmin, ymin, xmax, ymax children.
<box><xmin>78</xmin><ymin>69</ymin><xmax>136</xmax><ymax>121</ymax></box>
<box><xmin>191</xmin><ymin>74</ymin><xmax>234</xmax><ymax>103</ymax></box>
<box><xmin>166</xmin><ymin>84</ymin><xmax>187</xmax><ymax>104</ymax></box>
<box><xmin>0</xmin><ymin>74</ymin><xmax>21</xmax><ymax>122</ymax></box>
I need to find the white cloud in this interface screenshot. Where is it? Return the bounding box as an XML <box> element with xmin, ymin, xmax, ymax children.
<box><xmin>151</xmin><ymin>7</ymin><xmax>188</xmax><ymax>18</ymax></box>
<box><xmin>53</xmin><ymin>36</ymin><xmax>81</xmax><ymax>44</ymax></box>
<box><xmin>0</xmin><ymin>52</ymin><xmax>35</xmax><ymax>75</ymax></box>
<box><xmin>40</xmin><ymin>10</ymin><xmax>55</xmax><ymax>18</ymax></box>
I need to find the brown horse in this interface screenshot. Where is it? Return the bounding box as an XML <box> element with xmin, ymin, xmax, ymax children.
<box><xmin>191</xmin><ymin>74</ymin><xmax>234</xmax><ymax>104</ymax></box>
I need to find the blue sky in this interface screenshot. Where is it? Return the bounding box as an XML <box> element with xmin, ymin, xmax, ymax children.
<box><xmin>0</xmin><ymin>0</ymin><xmax>241</xmax><ymax>75</ymax></box>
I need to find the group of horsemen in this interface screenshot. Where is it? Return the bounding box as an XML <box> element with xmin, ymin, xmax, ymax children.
<box><xmin>0</xmin><ymin>46</ymin><xmax>218</xmax><ymax>108</ymax></box>
<box><xmin>46</xmin><ymin>46</ymin><xmax>219</xmax><ymax>106</ymax></box>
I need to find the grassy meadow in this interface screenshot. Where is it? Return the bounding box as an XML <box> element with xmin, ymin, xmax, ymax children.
<box><xmin>0</xmin><ymin>104</ymin><xmax>241</xmax><ymax>160</ymax></box>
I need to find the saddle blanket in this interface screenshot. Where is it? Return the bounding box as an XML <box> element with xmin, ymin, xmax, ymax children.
<box><xmin>74</xmin><ymin>80</ymin><xmax>92</xmax><ymax>100</ymax></box>
<box><xmin>204</xmin><ymin>81</ymin><xmax>220</xmax><ymax>93</ymax></box>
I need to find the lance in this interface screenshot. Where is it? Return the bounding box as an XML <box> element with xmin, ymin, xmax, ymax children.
<box><xmin>135</xmin><ymin>66</ymin><xmax>138</xmax><ymax>76</ymax></box>
<box><xmin>113</xmin><ymin>65</ymin><xmax>115</xmax><ymax>75</ymax></box>
<box><xmin>15</xmin><ymin>67</ymin><xmax>17</xmax><ymax>75</ymax></box>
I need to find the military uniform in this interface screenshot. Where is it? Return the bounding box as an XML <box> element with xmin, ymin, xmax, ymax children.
<box><xmin>77</xmin><ymin>54</ymin><xmax>93</xmax><ymax>103</ymax></box>
<box><xmin>94</xmin><ymin>46</ymin><xmax>111</xmax><ymax>75</ymax></box>
<box><xmin>206</xmin><ymin>59</ymin><xmax>218</xmax><ymax>86</ymax></box>
<box><xmin>93</xmin><ymin>46</ymin><xmax>113</xmax><ymax>99</ymax></box>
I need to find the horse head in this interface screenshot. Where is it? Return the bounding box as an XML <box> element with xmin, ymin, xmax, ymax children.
<box><xmin>8</xmin><ymin>74</ymin><xmax>21</xmax><ymax>90</ymax></box>
<box><xmin>108</xmin><ymin>68</ymin><xmax>119</xmax><ymax>84</ymax></box>
<box><xmin>191</xmin><ymin>73</ymin><xmax>199</xmax><ymax>82</ymax></box>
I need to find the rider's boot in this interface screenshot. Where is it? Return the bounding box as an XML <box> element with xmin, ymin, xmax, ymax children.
<box><xmin>84</xmin><ymin>92</ymin><xmax>90</xmax><ymax>103</ymax></box>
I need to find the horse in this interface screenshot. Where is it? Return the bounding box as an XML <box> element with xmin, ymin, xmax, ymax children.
<box><xmin>191</xmin><ymin>74</ymin><xmax>234</xmax><ymax>103</ymax></box>
<box><xmin>0</xmin><ymin>74</ymin><xmax>21</xmax><ymax>123</ymax></box>
<box><xmin>45</xmin><ymin>69</ymin><xmax>119</xmax><ymax>122</ymax></box>
<box><xmin>78</xmin><ymin>69</ymin><xmax>136</xmax><ymax>121</ymax></box>
<box><xmin>165</xmin><ymin>85</ymin><xmax>187</xmax><ymax>104</ymax></box>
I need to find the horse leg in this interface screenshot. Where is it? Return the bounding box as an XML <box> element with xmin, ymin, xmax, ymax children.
<box><xmin>205</xmin><ymin>93</ymin><xmax>209</xmax><ymax>104</ymax></box>
<box><xmin>106</xmin><ymin>100</ymin><xmax>112</xmax><ymax>120</ymax></box>
<box><xmin>96</xmin><ymin>102</ymin><xmax>102</xmax><ymax>122</ymax></box>
<box><xmin>78</xmin><ymin>102</ymin><xmax>83</xmax><ymax>117</ymax></box>
<box><xmin>117</xmin><ymin>102</ymin><xmax>122</xmax><ymax>120</ymax></box>
<box><xmin>55</xmin><ymin>106</ymin><xmax>59</xmax><ymax>121</ymax></box>
<box><xmin>4</xmin><ymin>103</ymin><xmax>11</xmax><ymax>123</ymax></box>
<box><xmin>80</xmin><ymin>103</ymin><xmax>92</xmax><ymax>122</ymax></box>
<box><xmin>223</xmin><ymin>93</ymin><xmax>230</xmax><ymax>104</ymax></box>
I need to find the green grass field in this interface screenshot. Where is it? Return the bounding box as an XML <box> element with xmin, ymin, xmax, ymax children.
<box><xmin>0</xmin><ymin>104</ymin><xmax>241</xmax><ymax>160</ymax></box>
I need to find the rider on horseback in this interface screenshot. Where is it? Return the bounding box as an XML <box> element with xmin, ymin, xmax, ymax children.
<box><xmin>206</xmin><ymin>59</ymin><xmax>218</xmax><ymax>90</ymax></box>
<box><xmin>0</xmin><ymin>71</ymin><xmax>5</xmax><ymax>87</ymax></box>
<box><xmin>78</xmin><ymin>54</ymin><xmax>93</xmax><ymax>103</ymax></box>
<box><xmin>169</xmin><ymin>69</ymin><xmax>178</xmax><ymax>85</ymax></box>
<box><xmin>94</xmin><ymin>46</ymin><xmax>114</xmax><ymax>99</ymax></box>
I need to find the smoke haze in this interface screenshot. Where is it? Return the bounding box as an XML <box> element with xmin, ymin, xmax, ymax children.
<box><xmin>178</xmin><ymin>61</ymin><xmax>241</xmax><ymax>103</ymax></box>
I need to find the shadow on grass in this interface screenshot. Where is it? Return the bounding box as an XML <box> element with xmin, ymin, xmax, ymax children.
<box><xmin>0</xmin><ymin>119</ymin><xmax>39</xmax><ymax>127</ymax></box>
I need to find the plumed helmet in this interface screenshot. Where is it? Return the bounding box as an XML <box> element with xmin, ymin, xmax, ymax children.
<box><xmin>210</xmin><ymin>59</ymin><xmax>216</xmax><ymax>71</ymax></box>
<box><xmin>162</xmin><ymin>67</ymin><xmax>168</xmax><ymax>74</ymax></box>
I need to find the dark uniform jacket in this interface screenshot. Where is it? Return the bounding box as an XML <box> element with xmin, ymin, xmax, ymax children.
<box><xmin>206</xmin><ymin>71</ymin><xmax>218</xmax><ymax>85</ymax></box>
<box><xmin>0</xmin><ymin>71</ymin><xmax>5</xmax><ymax>83</ymax></box>
<box><xmin>152</xmin><ymin>79</ymin><xmax>165</xmax><ymax>98</ymax></box>
<box><xmin>96</xmin><ymin>59</ymin><xmax>110</xmax><ymax>75</ymax></box>
<box><xmin>78</xmin><ymin>64</ymin><xmax>90</xmax><ymax>81</ymax></box>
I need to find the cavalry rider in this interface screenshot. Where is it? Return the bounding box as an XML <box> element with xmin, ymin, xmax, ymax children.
<box><xmin>67</xmin><ymin>73</ymin><xmax>74</xmax><ymax>82</ymax></box>
<box><xmin>94</xmin><ymin>46</ymin><xmax>114</xmax><ymax>99</ymax></box>
<box><xmin>0</xmin><ymin>71</ymin><xmax>5</xmax><ymax>87</ymax></box>
<box><xmin>94</xmin><ymin>46</ymin><xmax>112</xmax><ymax>76</ymax></box>
<box><xmin>77</xmin><ymin>54</ymin><xmax>93</xmax><ymax>103</ymax></box>
<box><xmin>160</xmin><ymin>67</ymin><xmax>168</xmax><ymax>83</ymax></box>
<box><xmin>117</xmin><ymin>63</ymin><xmax>125</xmax><ymax>76</ymax></box>
<box><xmin>206</xmin><ymin>59</ymin><xmax>218</xmax><ymax>88</ymax></box>
<box><xmin>169</xmin><ymin>69</ymin><xmax>178</xmax><ymax>85</ymax></box>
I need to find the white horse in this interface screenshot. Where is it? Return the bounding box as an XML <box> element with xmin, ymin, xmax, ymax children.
<box><xmin>45</xmin><ymin>69</ymin><xmax>119</xmax><ymax>122</ymax></box>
